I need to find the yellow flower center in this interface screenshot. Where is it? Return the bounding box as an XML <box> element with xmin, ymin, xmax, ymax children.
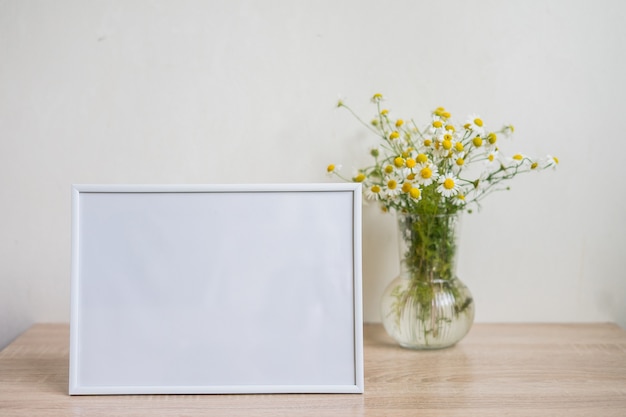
<box><xmin>423</xmin><ymin>139</ymin><xmax>432</xmax><ymax>147</ymax></box>
<box><xmin>432</xmin><ymin>120</ymin><xmax>443</xmax><ymax>128</ymax></box>
<box><xmin>327</xmin><ymin>164</ymin><xmax>335</xmax><ymax>173</ymax></box>
<box><xmin>464</xmin><ymin>123</ymin><xmax>471</xmax><ymax>129</ymax></box>
<box><xmin>474</xmin><ymin>118</ymin><xmax>483</xmax><ymax>127</ymax></box>
<box><xmin>472</xmin><ymin>136</ymin><xmax>483</xmax><ymax>147</ymax></box>
<box><xmin>442</xmin><ymin>139</ymin><xmax>452</xmax><ymax>150</ymax></box>
<box><xmin>371</xmin><ymin>118</ymin><xmax>379</xmax><ymax>126</ymax></box>
<box><xmin>385</xmin><ymin>165</ymin><xmax>394</xmax><ymax>174</ymax></box>
<box><xmin>381</xmin><ymin>109</ymin><xmax>389</xmax><ymax>115</ymax></box>
<box><xmin>387</xmin><ymin>179</ymin><xmax>397</xmax><ymax>190</ymax></box>
<box><xmin>406</xmin><ymin>158</ymin><xmax>416</xmax><ymax>169</ymax></box>
<box><xmin>445</xmin><ymin>124</ymin><xmax>455</xmax><ymax>132</ymax></box>
<box><xmin>416</xmin><ymin>153</ymin><xmax>428</xmax><ymax>163</ymax></box>
<box><xmin>394</xmin><ymin>157</ymin><xmax>405</xmax><ymax>168</ymax></box>
<box><xmin>488</xmin><ymin>132</ymin><xmax>497</xmax><ymax>144</ymax></box>
<box><xmin>442</xmin><ymin>111</ymin><xmax>451</xmax><ymax>118</ymax></box>
<box><xmin>456</xmin><ymin>157</ymin><xmax>464</xmax><ymax>166</ymax></box>
<box><xmin>389</xmin><ymin>131</ymin><xmax>400</xmax><ymax>140</ymax></box>
<box><xmin>455</xmin><ymin>142</ymin><xmax>464</xmax><ymax>152</ymax></box>
<box><xmin>409</xmin><ymin>187</ymin><xmax>421</xmax><ymax>199</ymax></box>
<box><xmin>372</xmin><ymin>93</ymin><xmax>383</xmax><ymax>101</ymax></box>
<box><xmin>395</xmin><ymin>119</ymin><xmax>404</xmax><ymax>127</ymax></box>
<box><xmin>402</xmin><ymin>147</ymin><xmax>413</xmax><ymax>158</ymax></box>
<box><xmin>443</xmin><ymin>178</ymin><xmax>455</xmax><ymax>190</ymax></box>
<box><xmin>513</xmin><ymin>154</ymin><xmax>523</xmax><ymax>160</ymax></box>
<box><xmin>553</xmin><ymin>156</ymin><xmax>560</xmax><ymax>164</ymax></box>
<box><xmin>353</xmin><ymin>173</ymin><xmax>366</xmax><ymax>182</ymax></box>
<box><xmin>531</xmin><ymin>162</ymin><xmax>538</xmax><ymax>169</ymax></box>
<box><xmin>371</xmin><ymin>185</ymin><xmax>381</xmax><ymax>193</ymax></box>
<box><xmin>402</xmin><ymin>182</ymin><xmax>412</xmax><ymax>193</ymax></box>
<box><xmin>407</xmin><ymin>173</ymin><xmax>416</xmax><ymax>180</ymax></box>
<box><xmin>488</xmin><ymin>154</ymin><xmax>495</xmax><ymax>162</ymax></box>
<box><xmin>420</xmin><ymin>167</ymin><xmax>433</xmax><ymax>179</ymax></box>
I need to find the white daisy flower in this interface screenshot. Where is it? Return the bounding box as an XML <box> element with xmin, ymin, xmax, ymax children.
<box><xmin>484</xmin><ymin>150</ymin><xmax>500</xmax><ymax>170</ymax></box>
<box><xmin>400</xmin><ymin>180</ymin><xmax>413</xmax><ymax>194</ymax></box>
<box><xmin>389</xmin><ymin>156</ymin><xmax>410</xmax><ymax>179</ymax></box>
<box><xmin>404</xmin><ymin>156</ymin><xmax>418</xmax><ymax>172</ymax></box>
<box><xmin>437</xmin><ymin>173</ymin><xmax>461</xmax><ymax>198</ymax></box>
<box><xmin>400</xmin><ymin>145</ymin><xmax>417</xmax><ymax>159</ymax></box>
<box><xmin>408</xmin><ymin>186</ymin><xmax>422</xmax><ymax>201</ymax></box>
<box><xmin>428</xmin><ymin>116</ymin><xmax>446</xmax><ymax>135</ymax></box>
<box><xmin>502</xmin><ymin>124</ymin><xmax>515</xmax><ymax>137</ymax></box>
<box><xmin>371</xmin><ymin>93</ymin><xmax>384</xmax><ymax>103</ymax></box>
<box><xmin>418</xmin><ymin>136</ymin><xmax>435</xmax><ymax>151</ymax></box>
<box><xmin>452</xmin><ymin>153</ymin><xmax>466</xmax><ymax>173</ymax></box>
<box><xmin>433</xmin><ymin>106</ymin><xmax>452</xmax><ymax>119</ymax></box>
<box><xmin>465</xmin><ymin>114</ymin><xmax>485</xmax><ymax>134</ymax></box>
<box><xmin>380</xmin><ymin>163</ymin><xmax>395</xmax><ymax>179</ymax></box>
<box><xmin>470</xmin><ymin>135</ymin><xmax>485</xmax><ymax>149</ymax></box>
<box><xmin>364</xmin><ymin>183</ymin><xmax>383</xmax><ymax>200</ymax></box>
<box><xmin>452</xmin><ymin>193</ymin><xmax>467</xmax><ymax>206</ymax></box>
<box><xmin>394</xmin><ymin>168</ymin><xmax>413</xmax><ymax>181</ymax></box>
<box><xmin>415</xmin><ymin>162</ymin><xmax>439</xmax><ymax>186</ymax></box>
<box><xmin>431</xmin><ymin>138</ymin><xmax>451</xmax><ymax>159</ymax></box>
<box><xmin>453</xmin><ymin>139</ymin><xmax>465</xmax><ymax>154</ymax></box>
<box><xmin>484</xmin><ymin>132</ymin><xmax>498</xmax><ymax>151</ymax></box>
<box><xmin>352</xmin><ymin>171</ymin><xmax>366</xmax><ymax>183</ymax></box>
<box><xmin>507</xmin><ymin>153</ymin><xmax>530</xmax><ymax>168</ymax></box>
<box><xmin>543</xmin><ymin>155</ymin><xmax>559</xmax><ymax>169</ymax></box>
<box><xmin>382</xmin><ymin>175</ymin><xmax>402</xmax><ymax>199</ymax></box>
<box><xmin>326</xmin><ymin>164</ymin><xmax>342</xmax><ymax>176</ymax></box>
<box><xmin>439</xmin><ymin>131</ymin><xmax>457</xmax><ymax>151</ymax></box>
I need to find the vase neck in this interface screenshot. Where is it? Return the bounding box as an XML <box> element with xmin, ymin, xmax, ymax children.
<box><xmin>396</xmin><ymin>212</ymin><xmax>460</xmax><ymax>282</ymax></box>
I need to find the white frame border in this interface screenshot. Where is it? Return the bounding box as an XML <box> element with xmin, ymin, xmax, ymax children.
<box><xmin>69</xmin><ymin>183</ymin><xmax>363</xmax><ymax>395</ymax></box>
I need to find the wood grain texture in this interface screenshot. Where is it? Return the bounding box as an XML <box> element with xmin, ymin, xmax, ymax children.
<box><xmin>1</xmin><ymin>323</ymin><xmax>625</xmax><ymax>416</ymax></box>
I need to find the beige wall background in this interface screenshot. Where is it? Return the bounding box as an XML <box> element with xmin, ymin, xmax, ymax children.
<box><xmin>1</xmin><ymin>0</ymin><xmax>625</xmax><ymax>349</ymax></box>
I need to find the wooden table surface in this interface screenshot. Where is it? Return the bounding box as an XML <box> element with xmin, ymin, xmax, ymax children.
<box><xmin>1</xmin><ymin>323</ymin><xmax>626</xmax><ymax>416</ymax></box>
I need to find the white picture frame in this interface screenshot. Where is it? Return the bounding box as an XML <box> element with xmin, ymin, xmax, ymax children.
<box><xmin>69</xmin><ymin>183</ymin><xmax>363</xmax><ymax>395</ymax></box>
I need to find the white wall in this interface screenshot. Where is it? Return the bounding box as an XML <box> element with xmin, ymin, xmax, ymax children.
<box><xmin>2</xmin><ymin>0</ymin><xmax>625</xmax><ymax>349</ymax></box>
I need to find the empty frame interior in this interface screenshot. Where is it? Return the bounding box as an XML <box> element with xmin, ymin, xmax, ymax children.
<box><xmin>69</xmin><ymin>184</ymin><xmax>362</xmax><ymax>394</ymax></box>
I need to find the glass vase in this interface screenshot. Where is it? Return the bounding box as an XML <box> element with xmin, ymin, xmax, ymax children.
<box><xmin>380</xmin><ymin>212</ymin><xmax>475</xmax><ymax>349</ymax></box>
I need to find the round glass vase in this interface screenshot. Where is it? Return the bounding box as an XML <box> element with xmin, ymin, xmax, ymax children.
<box><xmin>380</xmin><ymin>212</ymin><xmax>475</xmax><ymax>349</ymax></box>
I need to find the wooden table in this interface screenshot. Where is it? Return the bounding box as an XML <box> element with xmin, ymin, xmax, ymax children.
<box><xmin>1</xmin><ymin>323</ymin><xmax>625</xmax><ymax>416</ymax></box>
